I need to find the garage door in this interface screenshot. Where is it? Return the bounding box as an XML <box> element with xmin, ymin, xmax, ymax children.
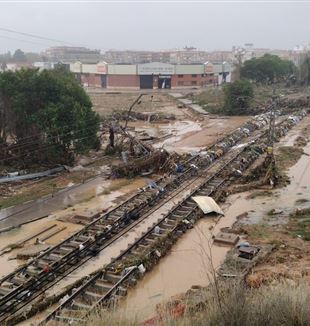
<box><xmin>140</xmin><ymin>75</ymin><xmax>153</xmax><ymax>89</ymax></box>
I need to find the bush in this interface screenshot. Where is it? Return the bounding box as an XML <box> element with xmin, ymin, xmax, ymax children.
<box><xmin>223</xmin><ymin>80</ymin><xmax>254</xmax><ymax>115</ymax></box>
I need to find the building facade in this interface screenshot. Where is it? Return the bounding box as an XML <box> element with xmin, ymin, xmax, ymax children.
<box><xmin>69</xmin><ymin>61</ymin><xmax>232</xmax><ymax>89</ymax></box>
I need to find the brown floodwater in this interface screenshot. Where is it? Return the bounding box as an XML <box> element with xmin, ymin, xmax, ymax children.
<box><xmin>0</xmin><ymin>178</ymin><xmax>146</xmax><ymax>278</ymax></box>
<box><xmin>120</xmin><ymin>116</ymin><xmax>310</xmax><ymax>321</ymax></box>
<box><xmin>45</xmin><ymin>177</ymin><xmax>204</xmax><ymax>298</ymax></box>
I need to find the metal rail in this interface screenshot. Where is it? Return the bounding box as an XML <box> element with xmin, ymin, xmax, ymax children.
<box><xmin>41</xmin><ymin>135</ymin><xmax>260</xmax><ymax>325</ymax></box>
<box><xmin>40</xmin><ymin>111</ymin><xmax>307</xmax><ymax>325</ymax></box>
<box><xmin>0</xmin><ymin>112</ymin><xmax>286</xmax><ymax>323</ymax></box>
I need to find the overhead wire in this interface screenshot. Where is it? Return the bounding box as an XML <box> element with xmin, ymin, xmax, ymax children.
<box><xmin>0</xmin><ymin>130</ymin><xmax>101</xmax><ymax>164</ymax></box>
<box><xmin>0</xmin><ymin>34</ymin><xmax>50</xmax><ymax>47</ymax></box>
<box><xmin>0</xmin><ymin>27</ymin><xmax>77</xmax><ymax>46</ymax></box>
<box><xmin>0</xmin><ymin>117</ymin><xmax>102</xmax><ymax>151</ymax></box>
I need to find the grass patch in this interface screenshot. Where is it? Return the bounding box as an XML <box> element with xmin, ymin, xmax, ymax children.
<box><xmin>243</xmin><ymin>224</ymin><xmax>273</xmax><ymax>242</ymax></box>
<box><xmin>275</xmin><ymin>146</ymin><xmax>304</xmax><ymax>171</ymax></box>
<box><xmin>247</xmin><ymin>190</ymin><xmax>273</xmax><ymax>199</ymax></box>
<box><xmin>0</xmin><ymin>170</ymin><xmax>96</xmax><ymax>210</ymax></box>
<box><xmin>288</xmin><ymin>208</ymin><xmax>310</xmax><ymax>241</ymax></box>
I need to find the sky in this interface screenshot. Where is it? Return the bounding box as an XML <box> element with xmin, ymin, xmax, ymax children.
<box><xmin>0</xmin><ymin>0</ymin><xmax>309</xmax><ymax>53</ymax></box>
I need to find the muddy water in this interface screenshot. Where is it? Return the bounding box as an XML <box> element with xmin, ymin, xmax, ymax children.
<box><xmin>0</xmin><ymin>178</ymin><xmax>145</xmax><ymax>278</ymax></box>
<box><xmin>0</xmin><ymin>217</ymin><xmax>83</xmax><ymax>278</ymax></box>
<box><xmin>155</xmin><ymin>116</ymin><xmax>248</xmax><ymax>153</ymax></box>
<box><xmin>45</xmin><ymin>177</ymin><xmax>205</xmax><ymax>298</ymax></box>
<box><xmin>0</xmin><ymin>176</ymin><xmax>110</xmax><ymax>228</ymax></box>
<box><xmin>120</xmin><ymin>117</ymin><xmax>310</xmax><ymax>321</ymax></box>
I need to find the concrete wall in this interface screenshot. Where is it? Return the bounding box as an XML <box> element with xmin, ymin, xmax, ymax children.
<box><xmin>107</xmin><ymin>64</ymin><xmax>137</xmax><ymax>75</ymax></box>
<box><xmin>82</xmin><ymin>64</ymin><xmax>98</xmax><ymax>74</ymax></box>
<box><xmin>175</xmin><ymin>64</ymin><xmax>204</xmax><ymax>74</ymax></box>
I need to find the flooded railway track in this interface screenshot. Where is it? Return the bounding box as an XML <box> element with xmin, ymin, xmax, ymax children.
<box><xmin>40</xmin><ymin>122</ymin><xmax>278</xmax><ymax>325</ymax></box>
<box><xmin>0</xmin><ymin>111</ymin><xmax>304</xmax><ymax>325</ymax></box>
<box><xmin>38</xmin><ymin>110</ymin><xmax>307</xmax><ymax>325</ymax></box>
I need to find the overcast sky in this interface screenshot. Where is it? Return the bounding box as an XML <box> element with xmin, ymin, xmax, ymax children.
<box><xmin>0</xmin><ymin>1</ymin><xmax>309</xmax><ymax>53</ymax></box>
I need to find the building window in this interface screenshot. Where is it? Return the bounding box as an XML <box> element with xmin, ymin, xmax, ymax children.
<box><xmin>192</xmin><ymin>74</ymin><xmax>197</xmax><ymax>77</ymax></box>
<box><xmin>191</xmin><ymin>81</ymin><xmax>197</xmax><ymax>86</ymax></box>
<box><xmin>178</xmin><ymin>81</ymin><xmax>184</xmax><ymax>86</ymax></box>
<box><xmin>178</xmin><ymin>74</ymin><xmax>184</xmax><ymax>78</ymax></box>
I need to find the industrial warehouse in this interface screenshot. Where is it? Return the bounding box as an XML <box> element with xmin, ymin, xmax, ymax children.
<box><xmin>69</xmin><ymin>61</ymin><xmax>232</xmax><ymax>89</ymax></box>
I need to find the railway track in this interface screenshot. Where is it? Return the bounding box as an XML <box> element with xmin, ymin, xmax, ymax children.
<box><xmin>40</xmin><ymin>128</ymin><xmax>268</xmax><ymax>325</ymax></box>
<box><xmin>0</xmin><ymin>111</ymin><xmax>303</xmax><ymax>324</ymax></box>
<box><xmin>37</xmin><ymin>109</ymin><xmax>307</xmax><ymax>325</ymax></box>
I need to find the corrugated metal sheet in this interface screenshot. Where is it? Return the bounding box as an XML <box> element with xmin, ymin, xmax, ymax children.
<box><xmin>0</xmin><ymin>166</ymin><xmax>64</xmax><ymax>184</ymax></box>
<box><xmin>175</xmin><ymin>64</ymin><xmax>204</xmax><ymax>74</ymax></box>
<box><xmin>192</xmin><ymin>196</ymin><xmax>224</xmax><ymax>215</ymax></box>
<box><xmin>107</xmin><ymin>64</ymin><xmax>137</xmax><ymax>75</ymax></box>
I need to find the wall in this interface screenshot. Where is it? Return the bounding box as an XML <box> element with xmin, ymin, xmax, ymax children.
<box><xmin>80</xmin><ymin>74</ymin><xmax>102</xmax><ymax>87</ymax></box>
<box><xmin>171</xmin><ymin>74</ymin><xmax>216</xmax><ymax>88</ymax></box>
<box><xmin>137</xmin><ymin>62</ymin><xmax>175</xmax><ymax>75</ymax></box>
<box><xmin>107</xmin><ymin>75</ymin><xmax>139</xmax><ymax>89</ymax></box>
<box><xmin>107</xmin><ymin>64</ymin><xmax>137</xmax><ymax>75</ymax></box>
<box><xmin>175</xmin><ymin>64</ymin><xmax>204</xmax><ymax>74</ymax></box>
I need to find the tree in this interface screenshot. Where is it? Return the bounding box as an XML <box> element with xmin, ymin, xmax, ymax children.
<box><xmin>12</xmin><ymin>49</ymin><xmax>27</xmax><ymax>62</ymax></box>
<box><xmin>223</xmin><ymin>79</ymin><xmax>254</xmax><ymax>115</ymax></box>
<box><xmin>240</xmin><ymin>54</ymin><xmax>294</xmax><ymax>84</ymax></box>
<box><xmin>0</xmin><ymin>68</ymin><xmax>100</xmax><ymax>165</ymax></box>
<box><xmin>298</xmin><ymin>54</ymin><xmax>310</xmax><ymax>85</ymax></box>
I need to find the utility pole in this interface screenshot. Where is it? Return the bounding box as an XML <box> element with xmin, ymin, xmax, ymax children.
<box><xmin>268</xmin><ymin>88</ymin><xmax>277</xmax><ymax>152</ymax></box>
<box><xmin>264</xmin><ymin>88</ymin><xmax>277</xmax><ymax>186</ymax></box>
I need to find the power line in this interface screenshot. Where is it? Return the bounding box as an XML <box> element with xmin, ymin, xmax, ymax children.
<box><xmin>0</xmin><ymin>117</ymin><xmax>101</xmax><ymax>150</ymax></box>
<box><xmin>0</xmin><ymin>34</ymin><xmax>50</xmax><ymax>47</ymax></box>
<box><xmin>0</xmin><ymin>131</ymin><xmax>100</xmax><ymax>164</ymax></box>
<box><xmin>0</xmin><ymin>120</ymin><xmax>102</xmax><ymax>156</ymax></box>
<box><xmin>0</xmin><ymin>27</ymin><xmax>77</xmax><ymax>46</ymax></box>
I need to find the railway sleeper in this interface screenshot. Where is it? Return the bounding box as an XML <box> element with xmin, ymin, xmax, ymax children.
<box><xmin>171</xmin><ymin>213</ymin><xmax>188</xmax><ymax>219</ymax></box>
<box><xmin>160</xmin><ymin>222</ymin><xmax>175</xmax><ymax>230</ymax></box>
<box><xmin>48</xmin><ymin>253</ymin><xmax>64</xmax><ymax>261</ymax></box>
<box><xmin>55</xmin><ymin>247</ymin><xmax>73</xmax><ymax>255</ymax></box>
<box><xmin>55</xmin><ymin>314</ymin><xmax>85</xmax><ymax>324</ymax></box>
<box><xmin>71</xmin><ymin>300</ymin><xmax>92</xmax><ymax>311</ymax></box>
<box><xmin>63</xmin><ymin>240</ymin><xmax>83</xmax><ymax>248</ymax></box>
<box><xmin>10</xmin><ymin>275</ymin><xmax>26</xmax><ymax>286</ymax></box>
<box><xmin>76</xmin><ymin>235</ymin><xmax>90</xmax><ymax>242</ymax></box>
<box><xmin>88</xmin><ymin>225</ymin><xmax>107</xmax><ymax>233</ymax></box>
<box><xmin>0</xmin><ymin>286</ymin><xmax>13</xmax><ymax>296</ymax></box>
<box><xmin>104</xmin><ymin>273</ymin><xmax>122</xmax><ymax>284</ymax></box>
<box><xmin>57</xmin><ymin>307</ymin><xmax>85</xmax><ymax>318</ymax></box>
<box><xmin>91</xmin><ymin>280</ymin><xmax>113</xmax><ymax>294</ymax></box>
<box><xmin>80</xmin><ymin>291</ymin><xmax>103</xmax><ymax>305</ymax></box>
